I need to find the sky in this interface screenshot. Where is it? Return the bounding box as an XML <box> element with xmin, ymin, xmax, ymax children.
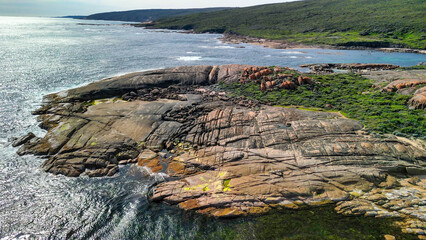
<box><xmin>0</xmin><ymin>0</ymin><xmax>297</xmax><ymax>17</ymax></box>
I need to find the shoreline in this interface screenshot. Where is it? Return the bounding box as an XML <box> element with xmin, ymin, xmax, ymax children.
<box><xmin>219</xmin><ymin>33</ymin><xmax>426</xmax><ymax>54</ymax></box>
<box><xmin>79</xmin><ymin>21</ymin><xmax>425</xmax><ymax>54</ymax></box>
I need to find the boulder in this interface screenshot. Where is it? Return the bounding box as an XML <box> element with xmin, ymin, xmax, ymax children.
<box><xmin>383</xmin><ymin>79</ymin><xmax>426</xmax><ymax>92</ymax></box>
<box><xmin>12</xmin><ymin>132</ymin><xmax>36</xmax><ymax>147</ymax></box>
<box><xmin>408</xmin><ymin>86</ymin><xmax>426</xmax><ymax>109</ymax></box>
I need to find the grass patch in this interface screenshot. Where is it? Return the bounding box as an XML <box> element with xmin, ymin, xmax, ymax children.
<box><xmin>219</xmin><ymin>73</ymin><xmax>425</xmax><ymax>139</ymax></box>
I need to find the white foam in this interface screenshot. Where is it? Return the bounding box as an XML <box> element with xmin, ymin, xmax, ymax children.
<box><xmin>214</xmin><ymin>45</ymin><xmax>235</xmax><ymax>49</ymax></box>
<box><xmin>282</xmin><ymin>51</ymin><xmax>305</xmax><ymax>54</ymax></box>
<box><xmin>141</xmin><ymin>166</ymin><xmax>169</xmax><ymax>182</ymax></box>
<box><xmin>199</xmin><ymin>45</ymin><xmax>235</xmax><ymax>49</ymax></box>
<box><xmin>56</xmin><ymin>90</ymin><xmax>68</xmax><ymax>98</ymax></box>
<box><xmin>1</xmin><ymin>232</ymin><xmax>47</xmax><ymax>240</ymax></box>
<box><xmin>177</xmin><ymin>56</ymin><xmax>202</xmax><ymax>61</ymax></box>
<box><xmin>0</xmin><ymin>138</ymin><xmax>7</xmax><ymax>146</ymax></box>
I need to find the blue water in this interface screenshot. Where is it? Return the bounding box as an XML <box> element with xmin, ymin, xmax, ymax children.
<box><xmin>0</xmin><ymin>16</ymin><xmax>425</xmax><ymax>239</ymax></box>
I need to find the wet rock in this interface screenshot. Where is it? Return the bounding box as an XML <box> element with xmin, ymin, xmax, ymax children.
<box><xmin>16</xmin><ymin>136</ymin><xmax>42</xmax><ymax>156</ymax></box>
<box><xmin>12</xmin><ymin>132</ymin><xmax>36</xmax><ymax>147</ymax></box>
<box><xmin>87</xmin><ymin>168</ymin><xmax>109</xmax><ymax>177</ymax></box>
<box><xmin>107</xmin><ymin>166</ymin><xmax>119</xmax><ymax>176</ymax></box>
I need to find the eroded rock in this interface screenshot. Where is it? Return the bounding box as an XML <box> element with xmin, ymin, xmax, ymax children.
<box><xmin>151</xmin><ymin>104</ymin><xmax>425</xmax><ymax>218</ymax></box>
<box><xmin>409</xmin><ymin>86</ymin><xmax>426</xmax><ymax>110</ymax></box>
<box><xmin>15</xmin><ymin>65</ymin><xmax>426</xmax><ymax>235</ymax></box>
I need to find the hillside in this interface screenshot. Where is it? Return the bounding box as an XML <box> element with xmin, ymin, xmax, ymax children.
<box><xmin>153</xmin><ymin>0</ymin><xmax>426</xmax><ymax>49</ymax></box>
<box><xmin>83</xmin><ymin>8</ymin><xmax>231</xmax><ymax>22</ymax></box>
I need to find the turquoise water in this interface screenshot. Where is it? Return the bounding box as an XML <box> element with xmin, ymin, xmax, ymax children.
<box><xmin>0</xmin><ymin>16</ymin><xmax>425</xmax><ymax>239</ymax></box>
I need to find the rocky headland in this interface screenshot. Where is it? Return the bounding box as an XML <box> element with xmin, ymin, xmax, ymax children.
<box><xmin>14</xmin><ymin>64</ymin><xmax>426</xmax><ymax>237</ymax></box>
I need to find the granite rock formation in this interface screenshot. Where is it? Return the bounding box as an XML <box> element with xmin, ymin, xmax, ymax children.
<box><xmin>15</xmin><ymin>65</ymin><xmax>426</xmax><ymax>236</ymax></box>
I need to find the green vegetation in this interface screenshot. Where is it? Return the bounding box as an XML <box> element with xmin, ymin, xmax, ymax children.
<box><xmin>154</xmin><ymin>0</ymin><xmax>426</xmax><ymax>49</ymax></box>
<box><xmin>398</xmin><ymin>65</ymin><xmax>426</xmax><ymax>70</ymax></box>
<box><xmin>194</xmin><ymin>206</ymin><xmax>417</xmax><ymax>240</ymax></box>
<box><xmin>219</xmin><ymin>72</ymin><xmax>425</xmax><ymax>139</ymax></box>
<box><xmin>82</xmin><ymin>8</ymin><xmax>231</xmax><ymax>22</ymax></box>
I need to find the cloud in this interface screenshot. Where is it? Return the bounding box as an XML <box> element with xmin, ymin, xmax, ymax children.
<box><xmin>0</xmin><ymin>0</ymin><xmax>297</xmax><ymax>17</ymax></box>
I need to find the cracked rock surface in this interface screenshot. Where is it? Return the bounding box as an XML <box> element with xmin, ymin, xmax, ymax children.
<box><xmin>15</xmin><ymin>65</ymin><xmax>426</xmax><ymax>235</ymax></box>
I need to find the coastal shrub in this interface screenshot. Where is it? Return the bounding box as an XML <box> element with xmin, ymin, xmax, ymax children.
<box><xmin>219</xmin><ymin>73</ymin><xmax>425</xmax><ymax>139</ymax></box>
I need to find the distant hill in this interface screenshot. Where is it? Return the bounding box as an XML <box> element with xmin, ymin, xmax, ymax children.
<box><xmin>60</xmin><ymin>16</ymin><xmax>86</xmax><ymax>19</ymax></box>
<box><xmin>82</xmin><ymin>8</ymin><xmax>232</xmax><ymax>22</ymax></box>
<box><xmin>153</xmin><ymin>0</ymin><xmax>426</xmax><ymax>49</ymax></box>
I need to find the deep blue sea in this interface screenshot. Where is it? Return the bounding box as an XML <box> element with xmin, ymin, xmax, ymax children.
<box><xmin>0</xmin><ymin>16</ymin><xmax>425</xmax><ymax>239</ymax></box>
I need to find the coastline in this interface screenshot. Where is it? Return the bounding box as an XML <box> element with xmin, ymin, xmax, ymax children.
<box><xmin>219</xmin><ymin>33</ymin><xmax>426</xmax><ymax>54</ymax></box>
<box><xmin>131</xmin><ymin>23</ymin><xmax>426</xmax><ymax>54</ymax></box>
<box><xmin>86</xmin><ymin>21</ymin><xmax>425</xmax><ymax>54</ymax></box>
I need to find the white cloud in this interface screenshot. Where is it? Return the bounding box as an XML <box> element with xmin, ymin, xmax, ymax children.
<box><xmin>0</xmin><ymin>0</ymin><xmax>297</xmax><ymax>16</ymax></box>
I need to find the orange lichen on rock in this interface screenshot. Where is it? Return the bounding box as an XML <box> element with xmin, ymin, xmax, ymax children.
<box><xmin>281</xmin><ymin>80</ymin><xmax>296</xmax><ymax>90</ymax></box>
<box><xmin>297</xmin><ymin>76</ymin><xmax>304</xmax><ymax>85</ymax></box>
<box><xmin>260</xmin><ymin>81</ymin><xmax>266</xmax><ymax>91</ymax></box>
<box><xmin>287</xmin><ymin>81</ymin><xmax>297</xmax><ymax>89</ymax></box>
<box><xmin>278</xmin><ymin>74</ymin><xmax>293</xmax><ymax>79</ymax></box>
<box><xmin>138</xmin><ymin>157</ymin><xmax>163</xmax><ymax>172</ymax></box>
<box><xmin>382</xmin><ymin>79</ymin><xmax>426</xmax><ymax>92</ymax></box>
<box><xmin>265</xmin><ymin>81</ymin><xmax>272</xmax><ymax>89</ymax></box>
<box><xmin>303</xmin><ymin>76</ymin><xmax>313</xmax><ymax>84</ymax></box>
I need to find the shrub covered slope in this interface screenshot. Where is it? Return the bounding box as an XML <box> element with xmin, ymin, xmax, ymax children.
<box><xmin>154</xmin><ymin>0</ymin><xmax>426</xmax><ymax>49</ymax></box>
<box><xmin>83</xmin><ymin>8</ymin><xmax>231</xmax><ymax>22</ymax></box>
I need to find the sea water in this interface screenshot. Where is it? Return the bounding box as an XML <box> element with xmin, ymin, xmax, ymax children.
<box><xmin>0</xmin><ymin>16</ymin><xmax>425</xmax><ymax>239</ymax></box>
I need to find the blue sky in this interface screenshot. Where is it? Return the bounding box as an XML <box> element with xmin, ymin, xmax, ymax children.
<box><xmin>0</xmin><ymin>0</ymin><xmax>296</xmax><ymax>17</ymax></box>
